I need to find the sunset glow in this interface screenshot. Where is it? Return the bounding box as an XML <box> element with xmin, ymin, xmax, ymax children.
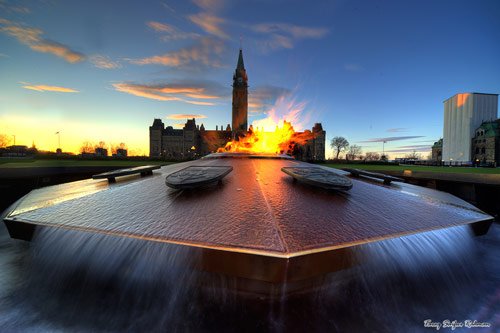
<box><xmin>1</xmin><ymin>1</ymin><xmax>499</xmax><ymax>157</ymax></box>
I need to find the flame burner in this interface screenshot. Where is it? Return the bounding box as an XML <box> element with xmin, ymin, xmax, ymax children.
<box><xmin>1</xmin><ymin>154</ymin><xmax>493</xmax><ymax>296</ymax></box>
<box><xmin>218</xmin><ymin>121</ymin><xmax>315</xmax><ymax>157</ymax></box>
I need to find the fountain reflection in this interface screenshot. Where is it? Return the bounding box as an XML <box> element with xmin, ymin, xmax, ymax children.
<box><xmin>0</xmin><ymin>222</ymin><xmax>498</xmax><ymax>332</ymax></box>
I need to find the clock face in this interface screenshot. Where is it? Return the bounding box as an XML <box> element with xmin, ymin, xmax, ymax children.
<box><xmin>237</xmin><ymin>77</ymin><xmax>243</xmax><ymax>83</ymax></box>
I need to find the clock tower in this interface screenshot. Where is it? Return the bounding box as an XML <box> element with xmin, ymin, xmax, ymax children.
<box><xmin>232</xmin><ymin>48</ymin><xmax>248</xmax><ymax>135</ymax></box>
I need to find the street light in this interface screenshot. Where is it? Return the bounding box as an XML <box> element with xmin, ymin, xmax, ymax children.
<box><xmin>55</xmin><ymin>131</ymin><xmax>61</xmax><ymax>151</ymax></box>
<box><xmin>381</xmin><ymin>140</ymin><xmax>387</xmax><ymax>161</ymax></box>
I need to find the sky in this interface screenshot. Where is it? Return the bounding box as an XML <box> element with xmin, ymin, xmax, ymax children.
<box><xmin>1</xmin><ymin>0</ymin><xmax>499</xmax><ymax>157</ymax></box>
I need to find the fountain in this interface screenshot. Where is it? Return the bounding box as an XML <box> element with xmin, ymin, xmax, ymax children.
<box><xmin>2</xmin><ymin>153</ymin><xmax>493</xmax><ymax>300</ymax></box>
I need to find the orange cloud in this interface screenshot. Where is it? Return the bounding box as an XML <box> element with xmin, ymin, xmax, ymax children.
<box><xmin>167</xmin><ymin>114</ymin><xmax>207</xmax><ymax>119</ymax></box>
<box><xmin>22</xmin><ymin>84</ymin><xmax>79</xmax><ymax>93</ymax></box>
<box><xmin>112</xmin><ymin>82</ymin><xmax>220</xmax><ymax>105</ymax></box>
<box><xmin>146</xmin><ymin>21</ymin><xmax>199</xmax><ymax>41</ymax></box>
<box><xmin>113</xmin><ymin>83</ymin><xmax>180</xmax><ymax>101</ymax></box>
<box><xmin>0</xmin><ymin>20</ymin><xmax>85</xmax><ymax>63</ymax></box>
<box><xmin>131</xmin><ymin>37</ymin><xmax>224</xmax><ymax>67</ymax></box>
<box><xmin>30</xmin><ymin>41</ymin><xmax>84</xmax><ymax>63</ymax></box>
<box><xmin>189</xmin><ymin>13</ymin><xmax>228</xmax><ymax>39</ymax></box>
<box><xmin>192</xmin><ymin>0</ymin><xmax>224</xmax><ymax>11</ymax></box>
<box><xmin>147</xmin><ymin>21</ymin><xmax>174</xmax><ymax>33</ymax></box>
<box><xmin>185</xmin><ymin>100</ymin><xmax>215</xmax><ymax>106</ymax></box>
<box><xmin>90</xmin><ymin>55</ymin><xmax>121</xmax><ymax>69</ymax></box>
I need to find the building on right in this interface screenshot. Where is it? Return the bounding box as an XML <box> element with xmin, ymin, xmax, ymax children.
<box><xmin>442</xmin><ymin>92</ymin><xmax>498</xmax><ymax>163</ymax></box>
<box><xmin>471</xmin><ymin>119</ymin><xmax>500</xmax><ymax>166</ymax></box>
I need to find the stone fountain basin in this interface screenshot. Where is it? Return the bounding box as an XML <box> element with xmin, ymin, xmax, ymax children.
<box><xmin>2</xmin><ymin>154</ymin><xmax>493</xmax><ymax>293</ymax></box>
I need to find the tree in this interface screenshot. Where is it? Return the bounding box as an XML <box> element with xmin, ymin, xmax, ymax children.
<box><xmin>80</xmin><ymin>141</ymin><xmax>94</xmax><ymax>154</ymax></box>
<box><xmin>405</xmin><ymin>150</ymin><xmax>421</xmax><ymax>160</ymax></box>
<box><xmin>364</xmin><ymin>152</ymin><xmax>380</xmax><ymax>161</ymax></box>
<box><xmin>346</xmin><ymin>144</ymin><xmax>362</xmax><ymax>160</ymax></box>
<box><xmin>330</xmin><ymin>136</ymin><xmax>349</xmax><ymax>159</ymax></box>
<box><xmin>0</xmin><ymin>134</ymin><xmax>11</xmax><ymax>148</ymax></box>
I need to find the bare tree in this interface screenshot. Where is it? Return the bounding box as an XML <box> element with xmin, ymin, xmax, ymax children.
<box><xmin>111</xmin><ymin>142</ymin><xmax>127</xmax><ymax>155</ymax></box>
<box><xmin>80</xmin><ymin>141</ymin><xmax>94</xmax><ymax>154</ymax></box>
<box><xmin>330</xmin><ymin>136</ymin><xmax>349</xmax><ymax>159</ymax></box>
<box><xmin>95</xmin><ymin>141</ymin><xmax>106</xmax><ymax>149</ymax></box>
<box><xmin>0</xmin><ymin>134</ymin><xmax>11</xmax><ymax>148</ymax></box>
<box><xmin>364</xmin><ymin>152</ymin><xmax>380</xmax><ymax>161</ymax></box>
<box><xmin>346</xmin><ymin>144</ymin><xmax>362</xmax><ymax>160</ymax></box>
<box><xmin>405</xmin><ymin>150</ymin><xmax>421</xmax><ymax>160</ymax></box>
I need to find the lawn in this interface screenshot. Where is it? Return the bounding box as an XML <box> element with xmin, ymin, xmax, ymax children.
<box><xmin>0</xmin><ymin>158</ymin><xmax>174</xmax><ymax>168</ymax></box>
<box><xmin>323</xmin><ymin>163</ymin><xmax>500</xmax><ymax>174</ymax></box>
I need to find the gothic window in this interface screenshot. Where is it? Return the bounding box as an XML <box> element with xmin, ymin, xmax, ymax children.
<box><xmin>475</xmin><ymin>148</ymin><xmax>479</xmax><ymax>154</ymax></box>
<box><xmin>481</xmin><ymin>147</ymin><xmax>485</xmax><ymax>154</ymax></box>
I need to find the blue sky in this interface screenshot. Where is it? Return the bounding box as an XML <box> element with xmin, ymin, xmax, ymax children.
<box><xmin>1</xmin><ymin>0</ymin><xmax>499</xmax><ymax>157</ymax></box>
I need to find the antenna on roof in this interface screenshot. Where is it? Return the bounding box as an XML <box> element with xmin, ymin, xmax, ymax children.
<box><xmin>239</xmin><ymin>35</ymin><xmax>243</xmax><ymax>50</ymax></box>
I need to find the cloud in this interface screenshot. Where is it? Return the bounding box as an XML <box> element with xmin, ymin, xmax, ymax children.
<box><xmin>252</xmin><ymin>23</ymin><xmax>328</xmax><ymax>39</ymax></box>
<box><xmin>147</xmin><ymin>21</ymin><xmax>174</xmax><ymax>33</ymax></box>
<box><xmin>131</xmin><ymin>37</ymin><xmax>224</xmax><ymax>68</ymax></box>
<box><xmin>30</xmin><ymin>41</ymin><xmax>85</xmax><ymax>63</ymax></box>
<box><xmin>166</xmin><ymin>114</ymin><xmax>207</xmax><ymax>120</ymax></box>
<box><xmin>189</xmin><ymin>13</ymin><xmax>228</xmax><ymax>39</ymax></box>
<box><xmin>112</xmin><ymin>81</ymin><xmax>222</xmax><ymax>105</ymax></box>
<box><xmin>358</xmin><ymin>136</ymin><xmax>425</xmax><ymax>143</ymax></box>
<box><xmin>257</xmin><ymin>34</ymin><xmax>294</xmax><ymax>52</ymax></box>
<box><xmin>22</xmin><ymin>84</ymin><xmax>79</xmax><ymax>93</ymax></box>
<box><xmin>249</xmin><ymin>85</ymin><xmax>292</xmax><ymax>114</ymax></box>
<box><xmin>146</xmin><ymin>21</ymin><xmax>199</xmax><ymax>40</ymax></box>
<box><xmin>192</xmin><ymin>0</ymin><xmax>224</xmax><ymax>11</ymax></box>
<box><xmin>90</xmin><ymin>55</ymin><xmax>121</xmax><ymax>69</ymax></box>
<box><xmin>252</xmin><ymin>22</ymin><xmax>328</xmax><ymax>52</ymax></box>
<box><xmin>386</xmin><ymin>146</ymin><xmax>432</xmax><ymax>153</ymax></box>
<box><xmin>0</xmin><ymin>2</ymin><xmax>30</xmax><ymax>14</ymax></box>
<box><xmin>395</xmin><ymin>144</ymin><xmax>431</xmax><ymax>149</ymax></box>
<box><xmin>0</xmin><ymin>20</ymin><xmax>85</xmax><ymax>63</ymax></box>
<box><xmin>386</xmin><ymin>127</ymin><xmax>409</xmax><ymax>133</ymax></box>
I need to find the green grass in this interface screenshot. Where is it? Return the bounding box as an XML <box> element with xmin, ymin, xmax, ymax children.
<box><xmin>324</xmin><ymin>163</ymin><xmax>500</xmax><ymax>174</ymax></box>
<box><xmin>0</xmin><ymin>158</ymin><xmax>174</xmax><ymax>168</ymax></box>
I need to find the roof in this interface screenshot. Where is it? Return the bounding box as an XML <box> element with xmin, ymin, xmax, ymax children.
<box><xmin>236</xmin><ymin>49</ymin><xmax>245</xmax><ymax>70</ymax></box>
<box><xmin>443</xmin><ymin>92</ymin><xmax>498</xmax><ymax>103</ymax></box>
<box><xmin>476</xmin><ymin>119</ymin><xmax>500</xmax><ymax>137</ymax></box>
<box><xmin>432</xmin><ymin>138</ymin><xmax>443</xmax><ymax>148</ymax></box>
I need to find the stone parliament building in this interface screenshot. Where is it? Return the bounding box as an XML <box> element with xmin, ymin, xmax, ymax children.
<box><xmin>149</xmin><ymin>49</ymin><xmax>325</xmax><ymax>161</ymax></box>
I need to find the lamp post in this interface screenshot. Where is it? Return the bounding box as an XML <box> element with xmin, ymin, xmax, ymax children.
<box><xmin>55</xmin><ymin>131</ymin><xmax>61</xmax><ymax>149</ymax></box>
<box><xmin>55</xmin><ymin>131</ymin><xmax>61</xmax><ymax>153</ymax></box>
<box><xmin>12</xmin><ymin>134</ymin><xmax>16</xmax><ymax>145</ymax></box>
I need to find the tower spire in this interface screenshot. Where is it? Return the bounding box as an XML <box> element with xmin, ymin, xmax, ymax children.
<box><xmin>237</xmin><ymin>48</ymin><xmax>245</xmax><ymax>70</ymax></box>
<box><xmin>232</xmin><ymin>48</ymin><xmax>248</xmax><ymax>134</ymax></box>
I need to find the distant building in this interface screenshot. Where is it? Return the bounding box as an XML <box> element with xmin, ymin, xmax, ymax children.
<box><xmin>116</xmin><ymin>148</ymin><xmax>127</xmax><ymax>157</ymax></box>
<box><xmin>150</xmin><ymin>118</ymin><xmax>232</xmax><ymax>159</ymax></box>
<box><xmin>95</xmin><ymin>147</ymin><xmax>107</xmax><ymax>157</ymax></box>
<box><xmin>442</xmin><ymin>93</ymin><xmax>498</xmax><ymax>162</ymax></box>
<box><xmin>431</xmin><ymin>138</ymin><xmax>442</xmax><ymax>162</ymax></box>
<box><xmin>149</xmin><ymin>48</ymin><xmax>326</xmax><ymax>161</ymax></box>
<box><xmin>471</xmin><ymin>119</ymin><xmax>500</xmax><ymax>166</ymax></box>
<box><xmin>1</xmin><ymin>145</ymin><xmax>32</xmax><ymax>157</ymax></box>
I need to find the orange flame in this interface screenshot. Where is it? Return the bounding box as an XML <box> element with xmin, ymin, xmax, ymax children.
<box><xmin>218</xmin><ymin>121</ymin><xmax>314</xmax><ymax>155</ymax></box>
